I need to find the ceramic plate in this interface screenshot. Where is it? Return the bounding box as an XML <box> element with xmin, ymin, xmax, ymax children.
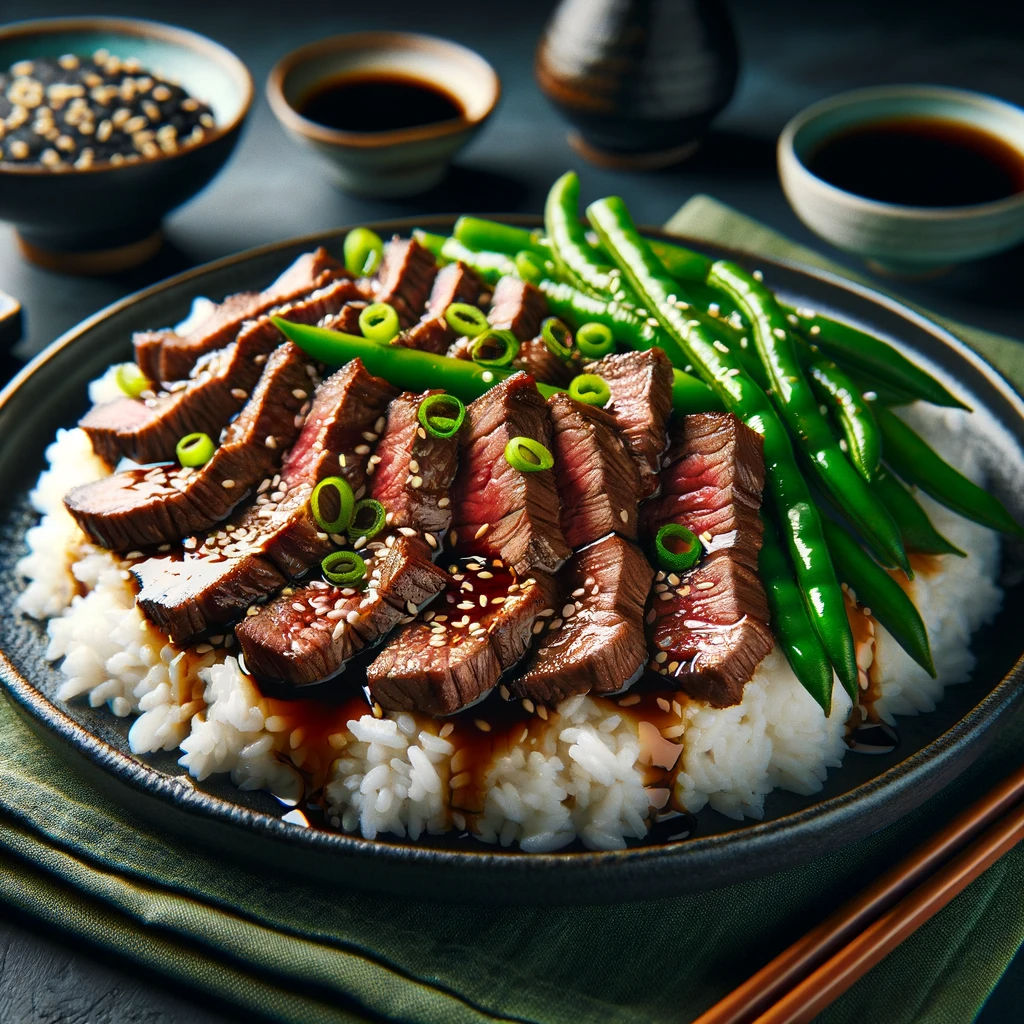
<box><xmin>1</xmin><ymin>218</ymin><xmax>1021</xmax><ymax>904</ymax></box>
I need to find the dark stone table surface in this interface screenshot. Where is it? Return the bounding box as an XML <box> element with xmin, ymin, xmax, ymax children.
<box><xmin>0</xmin><ymin>0</ymin><xmax>1021</xmax><ymax>1019</ymax></box>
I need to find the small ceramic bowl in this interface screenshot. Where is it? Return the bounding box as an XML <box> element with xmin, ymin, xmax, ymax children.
<box><xmin>267</xmin><ymin>32</ymin><xmax>500</xmax><ymax>198</ymax></box>
<box><xmin>778</xmin><ymin>85</ymin><xmax>1024</xmax><ymax>276</ymax></box>
<box><xmin>0</xmin><ymin>17</ymin><xmax>252</xmax><ymax>275</ymax></box>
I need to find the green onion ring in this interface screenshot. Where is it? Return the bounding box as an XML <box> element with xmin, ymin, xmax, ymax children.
<box><xmin>348</xmin><ymin>498</ymin><xmax>387</xmax><ymax>540</ymax></box>
<box><xmin>418</xmin><ymin>393</ymin><xmax>466</xmax><ymax>439</ymax></box>
<box><xmin>655</xmin><ymin>523</ymin><xmax>701</xmax><ymax>573</ymax></box>
<box><xmin>359</xmin><ymin>302</ymin><xmax>400</xmax><ymax>343</ymax></box>
<box><xmin>176</xmin><ymin>432</ymin><xmax>215</xmax><ymax>468</ymax></box>
<box><xmin>444</xmin><ymin>302</ymin><xmax>489</xmax><ymax>338</ymax></box>
<box><xmin>343</xmin><ymin>227</ymin><xmax>384</xmax><ymax>276</ymax></box>
<box><xmin>471</xmin><ymin>328</ymin><xmax>520</xmax><ymax>368</ymax></box>
<box><xmin>504</xmin><ymin>436</ymin><xmax>554</xmax><ymax>473</ymax></box>
<box><xmin>115</xmin><ymin>362</ymin><xmax>151</xmax><ymax>398</ymax></box>
<box><xmin>568</xmin><ymin>373</ymin><xmax>612</xmax><ymax>408</ymax></box>
<box><xmin>575</xmin><ymin>322</ymin><xmax>616</xmax><ymax>360</ymax></box>
<box><xmin>540</xmin><ymin>317</ymin><xmax>573</xmax><ymax>360</ymax></box>
<box><xmin>321</xmin><ymin>550</ymin><xmax>367</xmax><ymax>586</ymax></box>
<box><xmin>310</xmin><ymin>475</ymin><xmax>355</xmax><ymax>534</ymax></box>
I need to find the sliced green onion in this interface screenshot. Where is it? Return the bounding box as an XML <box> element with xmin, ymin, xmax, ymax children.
<box><xmin>348</xmin><ymin>498</ymin><xmax>387</xmax><ymax>540</ymax></box>
<box><xmin>575</xmin><ymin>322</ymin><xmax>616</xmax><ymax>360</ymax></box>
<box><xmin>569</xmin><ymin>373</ymin><xmax>611</xmax><ymax>407</ymax></box>
<box><xmin>115</xmin><ymin>362</ymin><xmax>150</xmax><ymax>398</ymax></box>
<box><xmin>176</xmin><ymin>432</ymin><xmax>214</xmax><ymax>468</ymax></box>
<box><xmin>471</xmin><ymin>328</ymin><xmax>520</xmax><ymax>368</ymax></box>
<box><xmin>310</xmin><ymin>475</ymin><xmax>355</xmax><ymax>534</ymax></box>
<box><xmin>343</xmin><ymin>227</ymin><xmax>384</xmax><ymax>276</ymax></box>
<box><xmin>655</xmin><ymin>523</ymin><xmax>701</xmax><ymax>573</ymax></box>
<box><xmin>540</xmin><ymin>317</ymin><xmax>573</xmax><ymax>360</ymax></box>
<box><xmin>504</xmin><ymin>436</ymin><xmax>554</xmax><ymax>473</ymax></box>
<box><xmin>444</xmin><ymin>302</ymin><xmax>489</xmax><ymax>338</ymax></box>
<box><xmin>321</xmin><ymin>550</ymin><xmax>367</xmax><ymax>586</ymax></box>
<box><xmin>359</xmin><ymin>302</ymin><xmax>400</xmax><ymax>343</ymax></box>
<box><xmin>418</xmin><ymin>393</ymin><xmax>465</xmax><ymax>439</ymax></box>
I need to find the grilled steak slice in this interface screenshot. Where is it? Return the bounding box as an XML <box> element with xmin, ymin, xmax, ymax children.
<box><xmin>643</xmin><ymin>412</ymin><xmax>773</xmax><ymax>707</ymax></box>
<box><xmin>589</xmin><ymin>349</ymin><xmax>674</xmax><ymax>499</ymax></box>
<box><xmin>235</xmin><ymin>387</ymin><xmax>461</xmax><ymax>683</ymax></box>
<box><xmin>82</xmin><ymin>278</ymin><xmax>360</xmax><ymax>466</ymax></box>
<box><xmin>134</xmin><ymin>359</ymin><xmax>397</xmax><ymax>642</ymax></box>
<box><xmin>373</xmin><ymin>237</ymin><xmax>437</xmax><ymax>328</ymax></box>
<box><xmin>547</xmin><ymin>392</ymin><xmax>641</xmax><ymax>548</ymax></box>
<box><xmin>319</xmin><ymin>301</ymin><xmax>366</xmax><ymax>334</ymax></box>
<box><xmin>513</xmin><ymin>534</ymin><xmax>653</xmax><ymax>704</ymax></box>
<box><xmin>451</xmin><ymin>372</ymin><xmax>570</xmax><ymax>576</ymax></box>
<box><xmin>393</xmin><ymin>318</ymin><xmax>450</xmax><ymax>355</ymax></box>
<box><xmin>487</xmin><ymin>276</ymin><xmax>547</xmax><ymax>340</ymax></box>
<box><xmin>396</xmin><ymin>261</ymin><xmax>484</xmax><ymax>355</ymax></box>
<box><xmin>237</xmin><ymin>536</ymin><xmax>449</xmax><ymax>685</ymax></box>
<box><xmin>512</xmin><ymin>338</ymin><xmax>576</xmax><ymax>387</ymax></box>
<box><xmin>66</xmin><ymin>344</ymin><xmax>312</xmax><ymax>550</ymax></box>
<box><xmin>136</xmin><ymin>248</ymin><xmax>345</xmax><ymax>382</ymax></box>
<box><xmin>367</xmin><ymin>559</ymin><xmax>557</xmax><ymax>715</ymax></box>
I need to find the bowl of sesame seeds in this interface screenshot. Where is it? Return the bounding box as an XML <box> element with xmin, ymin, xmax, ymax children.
<box><xmin>0</xmin><ymin>17</ymin><xmax>253</xmax><ymax>274</ymax></box>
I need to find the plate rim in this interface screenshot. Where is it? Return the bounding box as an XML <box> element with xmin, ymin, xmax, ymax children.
<box><xmin>2</xmin><ymin>217</ymin><xmax>1023</xmax><ymax>895</ymax></box>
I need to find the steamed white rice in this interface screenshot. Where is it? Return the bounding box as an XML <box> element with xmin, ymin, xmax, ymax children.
<box><xmin>16</xmin><ymin>399</ymin><xmax>1005</xmax><ymax>851</ymax></box>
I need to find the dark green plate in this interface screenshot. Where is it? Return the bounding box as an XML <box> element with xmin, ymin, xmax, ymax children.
<box><xmin>1</xmin><ymin>218</ymin><xmax>1021</xmax><ymax>904</ymax></box>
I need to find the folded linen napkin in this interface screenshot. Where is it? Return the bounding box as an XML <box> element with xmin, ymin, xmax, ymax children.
<box><xmin>1</xmin><ymin>196</ymin><xmax>1022</xmax><ymax>1024</ymax></box>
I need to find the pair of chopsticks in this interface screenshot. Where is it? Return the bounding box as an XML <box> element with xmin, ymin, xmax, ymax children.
<box><xmin>695</xmin><ymin>760</ymin><xmax>1024</xmax><ymax>1024</ymax></box>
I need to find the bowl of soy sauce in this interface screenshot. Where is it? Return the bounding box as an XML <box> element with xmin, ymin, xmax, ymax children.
<box><xmin>778</xmin><ymin>85</ymin><xmax>1024</xmax><ymax>275</ymax></box>
<box><xmin>268</xmin><ymin>32</ymin><xmax>500</xmax><ymax>198</ymax></box>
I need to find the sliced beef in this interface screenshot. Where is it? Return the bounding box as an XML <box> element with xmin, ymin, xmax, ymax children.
<box><xmin>486</xmin><ymin>276</ymin><xmax>547</xmax><ymax>340</ymax></box>
<box><xmin>513</xmin><ymin>535</ymin><xmax>653</xmax><ymax>705</ymax></box>
<box><xmin>236</xmin><ymin>536</ymin><xmax>449</xmax><ymax>686</ymax></box>
<box><xmin>367</xmin><ymin>559</ymin><xmax>557</xmax><ymax>715</ymax></box>
<box><xmin>547</xmin><ymin>392</ymin><xmax>641</xmax><ymax>548</ymax></box>
<box><xmin>373</xmin><ymin>237</ymin><xmax>437</xmax><ymax>328</ymax></box>
<box><xmin>643</xmin><ymin>412</ymin><xmax>773</xmax><ymax>707</ymax></box>
<box><xmin>450</xmin><ymin>372</ymin><xmax>570</xmax><ymax>576</ymax></box>
<box><xmin>319</xmin><ymin>301</ymin><xmax>367</xmax><ymax>334</ymax></box>
<box><xmin>589</xmin><ymin>349</ymin><xmax>674</xmax><ymax>500</ymax></box>
<box><xmin>133</xmin><ymin>359</ymin><xmax>397</xmax><ymax>643</ymax></box>
<box><xmin>136</xmin><ymin>248</ymin><xmax>346</xmax><ymax>382</ymax></box>
<box><xmin>512</xmin><ymin>338</ymin><xmax>576</xmax><ymax>387</ymax></box>
<box><xmin>394</xmin><ymin>261</ymin><xmax>484</xmax><ymax>355</ymax></box>
<box><xmin>65</xmin><ymin>344</ymin><xmax>313</xmax><ymax>551</ymax></box>
<box><xmin>234</xmin><ymin>388</ymin><xmax>461</xmax><ymax>684</ymax></box>
<box><xmin>82</xmin><ymin>278</ymin><xmax>360</xmax><ymax>466</ymax></box>
<box><xmin>393</xmin><ymin>318</ymin><xmax>450</xmax><ymax>355</ymax></box>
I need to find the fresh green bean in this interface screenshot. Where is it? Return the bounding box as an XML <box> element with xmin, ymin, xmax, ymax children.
<box><xmin>785</xmin><ymin>306</ymin><xmax>969</xmax><ymax>410</ymax></box>
<box><xmin>586</xmin><ymin>195</ymin><xmax>858</xmax><ymax>698</ymax></box>
<box><xmin>877</xmin><ymin>408</ymin><xmax>1024</xmax><ymax>536</ymax></box>
<box><xmin>453</xmin><ymin>216</ymin><xmax>547</xmax><ymax>258</ymax></box>
<box><xmin>872</xmin><ymin>468</ymin><xmax>965</xmax><ymax>557</ymax></box>
<box><xmin>708</xmin><ymin>260</ymin><xmax>909</xmax><ymax>574</ymax></box>
<box><xmin>821</xmin><ymin>516</ymin><xmax>936</xmax><ymax>677</ymax></box>
<box><xmin>759</xmin><ymin>515</ymin><xmax>835</xmax><ymax>713</ymax></box>
<box><xmin>439</xmin><ymin>239</ymin><xmax>515</xmax><ymax>284</ymax></box>
<box><xmin>648</xmin><ymin>240</ymin><xmax>713</xmax><ymax>283</ymax></box>
<box><xmin>412</xmin><ymin>229</ymin><xmax>447</xmax><ymax>258</ymax></box>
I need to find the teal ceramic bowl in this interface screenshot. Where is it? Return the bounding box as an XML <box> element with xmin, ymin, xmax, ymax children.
<box><xmin>0</xmin><ymin>17</ymin><xmax>253</xmax><ymax>274</ymax></box>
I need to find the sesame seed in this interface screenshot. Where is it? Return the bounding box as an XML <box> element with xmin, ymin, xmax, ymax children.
<box><xmin>354</xmin><ymin>444</ymin><xmax>370</xmax><ymax>455</ymax></box>
<box><xmin>438</xmin><ymin>497</ymin><xmax>450</xmax><ymax>509</ymax></box>
<box><xmin>474</xmin><ymin>523</ymin><xmax>489</xmax><ymax>540</ymax></box>
<box><xmin>618</xmin><ymin>694</ymin><xmax>641</xmax><ymax>707</ymax></box>
<box><xmin>221</xmin><ymin>479</ymin><xmax>235</xmax><ymax>489</ymax></box>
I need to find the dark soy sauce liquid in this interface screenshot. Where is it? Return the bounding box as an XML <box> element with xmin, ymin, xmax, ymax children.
<box><xmin>805</xmin><ymin>117</ymin><xmax>1024</xmax><ymax>207</ymax></box>
<box><xmin>299</xmin><ymin>74</ymin><xmax>464</xmax><ymax>133</ymax></box>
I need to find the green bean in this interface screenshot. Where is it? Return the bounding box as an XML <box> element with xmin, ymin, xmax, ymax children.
<box><xmin>708</xmin><ymin>260</ymin><xmax>909</xmax><ymax>575</ymax></box>
<box><xmin>803</xmin><ymin>350</ymin><xmax>881</xmax><ymax>481</ymax></box>
<box><xmin>821</xmin><ymin>516</ymin><xmax>936</xmax><ymax>678</ymax></box>
<box><xmin>759</xmin><ymin>515</ymin><xmax>835</xmax><ymax>713</ymax></box>
<box><xmin>785</xmin><ymin>306</ymin><xmax>969</xmax><ymax>410</ymax></box>
<box><xmin>545</xmin><ymin>170</ymin><xmax>622</xmax><ymax>294</ymax></box>
<box><xmin>877</xmin><ymin>408</ymin><xmax>1024</xmax><ymax>536</ymax></box>
<box><xmin>648</xmin><ymin>240</ymin><xmax>713</xmax><ymax>283</ymax></box>
<box><xmin>412</xmin><ymin>230</ymin><xmax>516</xmax><ymax>284</ymax></box>
<box><xmin>412</xmin><ymin>229</ymin><xmax>447</xmax><ymax>258</ymax></box>
<box><xmin>453</xmin><ymin>216</ymin><xmax>547</xmax><ymax>258</ymax></box>
<box><xmin>586</xmin><ymin>195</ymin><xmax>858</xmax><ymax>698</ymax></box>
<box><xmin>872</xmin><ymin>468</ymin><xmax>965</xmax><ymax>557</ymax></box>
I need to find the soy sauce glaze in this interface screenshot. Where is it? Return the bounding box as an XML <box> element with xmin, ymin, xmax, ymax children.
<box><xmin>805</xmin><ymin>117</ymin><xmax>1024</xmax><ymax>207</ymax></box>
<box><xmin>299</xmin><ymin>73</ymin><xmax>464</xmax><ymax>133</ymax></box>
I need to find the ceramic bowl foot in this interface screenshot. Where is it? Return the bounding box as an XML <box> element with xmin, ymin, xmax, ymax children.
<box><xmin>17</xmin><ymin>228</ymin><xmax>164</xmax><ymax>276</ymax></box>
<box><xmin>567</xmin><ymin>132</ymin><xmax>701</xmax><ymax>170</ymax></box>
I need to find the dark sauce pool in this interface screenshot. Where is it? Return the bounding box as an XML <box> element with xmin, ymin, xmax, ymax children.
<box><xmin>299</xmin><ymin>73</ymin><xmax>464</xmax><ymax>133</ymax></box>
<box><xmin>805</xmin><ymin>117</ymin><xmax>1024</xmax><ymax>207</ymax></box>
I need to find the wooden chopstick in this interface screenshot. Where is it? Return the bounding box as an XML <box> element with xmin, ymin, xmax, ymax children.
<box><xmin>694</xmin><ymin>760</ymin><xmax>1024</xmax><ymax>1024</ymax></box>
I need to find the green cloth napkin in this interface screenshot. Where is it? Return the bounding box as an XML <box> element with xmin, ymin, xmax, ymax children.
<box><xmin>2</xmin><ymin>197</ymin><xmax>1023</xmax><ymax>1024</ymax></box>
